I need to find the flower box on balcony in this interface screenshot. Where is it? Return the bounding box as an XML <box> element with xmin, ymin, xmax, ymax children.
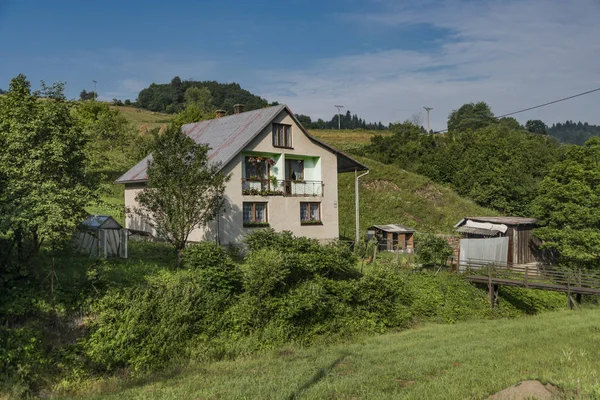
<box><xmin>242</xmin><ymin>188</ymin><xmax>285</xmax><ymax>196</ymax></box>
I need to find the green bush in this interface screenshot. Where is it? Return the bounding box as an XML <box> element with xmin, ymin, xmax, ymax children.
<box><xmin>0</xmin><ymin>327</ymin><xmax>49</xmax><ymax>396</ymax></box>
<box><xmin>84</xmin><ymin>270</ymin><xmax>236</xmax><ymax>373</ymax></box>
<box><xmin>182</xmin><ymin>241</ymin><xmax>242</xmax><ymax>293</ymax></box>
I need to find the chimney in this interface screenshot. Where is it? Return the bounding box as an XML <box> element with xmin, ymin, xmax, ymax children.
<box><xmin>215</xmin><ymin>109</ymin><xmax>226</xmax><ymax>118</ymax></box>
<box><xmin>234</xmin><ymin>104</ymin><xmax>245</xmax><ymax>114</ymax></box>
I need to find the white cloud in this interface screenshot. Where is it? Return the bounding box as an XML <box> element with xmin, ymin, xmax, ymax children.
<box><xmin>257</xmin><ymin>0</ymin><xmax>600</xmax><ymax>131</ymax></box>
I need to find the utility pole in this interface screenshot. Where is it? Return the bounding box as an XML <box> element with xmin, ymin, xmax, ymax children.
<box><xmin>93</xmin><ymin>80</ymin><xmax>98</xmax><ymax>100</ymax></box>
<box><xmin>423</xmin><ymin>107</ymin><xmax>433</xmax><ymax>133</ymax></box>
<box><xmin>335</xmin><ymin>105</ymin><xmax>344</xmax><ymax>130</ymax></box>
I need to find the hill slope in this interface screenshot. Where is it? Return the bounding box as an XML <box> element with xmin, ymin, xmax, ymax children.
<box><xmin>336</xmin><ymin>155</ymin><xmax>497</xmax><ymax>237</ymax></box>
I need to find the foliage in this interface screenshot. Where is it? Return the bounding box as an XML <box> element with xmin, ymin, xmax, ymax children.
<box><xmin>136</xmin><ymin>78</ymin><xmax>268</xmax><ymax>114</ymax></box>
<box><xmin>447</xmin><ymin>101</ymin><xmax>497</xmax><ymax>132</ymax></box>
<box><xmin>531</xmin><ymin>137</ymin><xmax>600</xmax><ymax>268</ymax></box>
<box><xmin>182</xmin><ymin>242</ymin><xmax>242</xmax><ymax>293</ymax></box>
<box><xmin>295</xmin><ymin>109</ymin><xmax>387</xmax><ymax>131</ymax></box>
<box><xmin>416</xmin><ymin>234</ymin><xmax>453</xmax><ymax>266</ymax></box>
<box><xmin>0</xmin><ymin>74</ymin><xmax>95</xmax><ymax>275</ymax></box>
<box><xmin>525</xmin><ymin>119</ymin><xmax>548</xmax><ymax>134</ymax></box>
<box><xmin>84</xmin><ymin>270</ymin><xmax>237</xmax><ymax>373</ymax></box>
<box><xmin>73</xmin><ymin>100</ymin><xmax>133</xmax><ymax>168</ymax></box>
<box><xmin>172</xmin><ymin>103</ymin><xmax>210</xmax><ymax>126</ymax></box>
<box><xmin>360</xmin><ymin>115</ymin><xmax>560</xmax><ymax>215</ymax></box>
<box><xmin>184</xmin><ymin>86</ymin><xmax>213</xmax><ymax>110</ymax></box>
<box><xmin>548</xmin><ymin>120</ymin><xmax>600</xmax><ymax>145</ymax></box>
<box><xmin>79</xmin><ymin>89</ymin><xmax>96</xmax><ymax>101</ymax></box>
<box><xmin>134</xmin><ymin>125</ymin><xmax>231</xmax><ymax>265</ymax></box>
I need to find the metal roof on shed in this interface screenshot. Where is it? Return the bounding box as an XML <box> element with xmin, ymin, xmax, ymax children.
<box><xmin>368</xmin><ymin>224</ymin><xmax>415</xmax><ymax>233</ymax></box>
<box><xmin>463</xmin><ymin>216</ymin><xmax>538</xmax><ymax>226</ymax></box>
<box><xmin>115</xmin><ymin>104</ymin><xmax>367</xmax><ymax>184</ymax></box>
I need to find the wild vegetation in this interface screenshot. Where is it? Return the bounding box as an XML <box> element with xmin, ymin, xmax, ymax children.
<box><xmin>548</xmin><ymin>120</ymin><xmax>600</xmax><ymax>145</ymax></box>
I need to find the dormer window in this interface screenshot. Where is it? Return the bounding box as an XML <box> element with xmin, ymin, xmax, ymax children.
<box><xmin>272</xmin><ymin>123</ymin><xmax>292</xmax><ymax>148</ymax></box>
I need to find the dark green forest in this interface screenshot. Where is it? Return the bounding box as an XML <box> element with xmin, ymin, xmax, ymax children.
<box><xmin>548</xmin><ymin>120</ymin><xmax>600</xmax><ymax>145</ymax></box>
<box><xmin>135</xmin><ymin>76</ymin><xmax>270</xmax><ymax>114</ymax></box>
<box><xmin>296</xmin><ymin>110</ymin><xmax>387</xmax><ymax>130</ymax></box>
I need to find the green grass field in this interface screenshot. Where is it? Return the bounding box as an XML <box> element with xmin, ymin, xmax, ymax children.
<box><xmin>76</xmin><ymin>308</ymin><xmax>600</xmax><ymax>399</ymax></box>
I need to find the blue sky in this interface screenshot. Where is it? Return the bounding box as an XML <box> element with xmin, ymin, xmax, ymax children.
<box><xmin>1</xmin><ymin>0</ymin><xmax>599</xmax><ymax>130</ymax></box>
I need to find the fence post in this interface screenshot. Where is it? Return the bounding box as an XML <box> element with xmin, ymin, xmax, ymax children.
<box><xmin>525</xmin><ymin>265</ymin><xmax>528</xmax><ymax>287</ymax></box>
<box><xmin>567</xmin><ymin>271</ymin><xmax>573</xmax><ymax>310</ymax></box>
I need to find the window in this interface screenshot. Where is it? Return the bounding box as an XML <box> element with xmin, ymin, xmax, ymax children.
<box><xmin>244</xmin><ymin>156</ymin><xmax>269</xmax><ymax>180</ymax></box>
<box><xmin>272</xmin><ymin>123</ymin><xmax>292</xmax><ymax>148</ymax></box>
<box><xmin>285</xmin><ymin>159</ymin><xmax>304</xmax><ymax>181</ymax></box>
<box><xmin>243</xmin><ymin>202</ymin><xmax>268</xmax><ymax>226</ymax></box>
<box><xmin>300</xmin><ymin>202</ymin><xmax>322</xmax><ymax>225</ymax></box>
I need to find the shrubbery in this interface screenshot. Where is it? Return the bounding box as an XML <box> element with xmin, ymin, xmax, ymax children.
<box><xmin>0</xmin><ymin>234</ymin><xmax>570</xmax><ymax>396</ymax></box>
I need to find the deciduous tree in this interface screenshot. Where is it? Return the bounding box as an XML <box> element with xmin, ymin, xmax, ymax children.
<box><xmin>531</xmin><ymin>137</ymin><xmax>600</xmax><ymax>268</ymax></box>
<box><xmin>0</xmin><ymin>74</ymin><xmax>94</xmax><ymax>273</ymax></box>
<box><xmin>134</xmin><ymin>126</ymin><xmax>231</xmax><ymax>266</ymax></box>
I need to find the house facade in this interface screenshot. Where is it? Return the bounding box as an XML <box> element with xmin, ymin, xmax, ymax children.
<box><xmin>116</xmin><ymin>104</ymin><xmax>367</xmax><ymax>245</ymax></box>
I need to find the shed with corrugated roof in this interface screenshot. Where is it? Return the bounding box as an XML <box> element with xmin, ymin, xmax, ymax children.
<box><xmin>367</xmin><ymin>224</ymin><xmax>415</xmax><ymax>252</ymax></box>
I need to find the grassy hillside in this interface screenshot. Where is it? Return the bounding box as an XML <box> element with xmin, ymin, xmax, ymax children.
<box><xmin>337</xmin><ymin>155</ymin><xmax>497</xmax><ymax>237</ymax></box>
<box><xmin>113</xmin><ymin>105</ymin><xmax>173</xmax><ymax>132</ymax></box>
<box><xmin>83</xmin><ymin>308</ymin><xmax>600</xmax><ymax>399</ymax></box>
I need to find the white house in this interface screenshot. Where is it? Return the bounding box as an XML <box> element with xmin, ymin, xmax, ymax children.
<box><xmin>116</xmin><ymin>104</ymin><xmax>368</xmax><ymax>245</ymax></box>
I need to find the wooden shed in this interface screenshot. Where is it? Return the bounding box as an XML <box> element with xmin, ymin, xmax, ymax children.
<box><xmin>367</xmin><ymin>224</ymin><xmax>415</xmax><ymax>252</ymax></box>
<box><xmin>454</xmin><ymin>216</ymin><xmax>539</xmax><ymax>266</ymax></box>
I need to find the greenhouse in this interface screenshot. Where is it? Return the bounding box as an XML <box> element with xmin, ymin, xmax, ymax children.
<box><xmin>74</xmin><ymin>215</ymin><xmax>128</xmax><ymax>258</ymax></box>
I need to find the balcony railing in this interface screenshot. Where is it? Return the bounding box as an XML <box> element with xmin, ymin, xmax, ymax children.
<box><xmin>242</xmin><ymin>178</ymin><xmax>323</xmax><ymax>197</ymax></box>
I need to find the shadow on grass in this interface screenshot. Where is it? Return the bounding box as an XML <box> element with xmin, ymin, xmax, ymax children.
<box><xmin>499</xmin><ymin>289</ymin><xmax>539</xmax><ymax>314</ymax></box>
<box><xmin>287</xmin><ymin>352</ymin><xmax>349</xmax><ymax>400</ymax></box>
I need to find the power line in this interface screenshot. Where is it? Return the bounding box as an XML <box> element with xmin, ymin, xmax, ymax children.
<box><xmin>434</xmin><ymin>86</ymin><xmax>600</xmax><ymax>133</ymax></box>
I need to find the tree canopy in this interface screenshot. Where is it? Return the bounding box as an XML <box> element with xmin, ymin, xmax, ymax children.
<box><xmin>447</xmin><ymin>101</ymin><xmax>497</xmax><ymax>132</ymax></box>
<box><xmin>79</xmin><ymin>89</ymin><xmax>97</xmax><ymax>101</ymax></box>
<box><xmin>134</xmin><ymin>126</ymin><xmax>231</xmax><ymax>265</ymax></box>
<box><xmin>360</xmin><ymin>103</ymin><xmax>560</xmax><ymax>215</ymax></box>
<box><xmin>532</xmin><ymin>137</ymin><xmax>600</xmax><ymax>268</ymax></box>
<box><xmin>0</xmin><ymin>74</ymin><xmax>95</xmax><ymax>272</ymax></box>
<box><xmin>136</xmin><ymin>77</ymin><xmax>269</xmax><ymax>114</ymax></box>
<box><xmin>295</xmin><ymin>110</ymin><xmax>387</xmax><ymax>131</ymax></box>
<box><xmin>548</xmin><ymin>120</ymin><xmax>600</xmax><ymax>145</ymax></box>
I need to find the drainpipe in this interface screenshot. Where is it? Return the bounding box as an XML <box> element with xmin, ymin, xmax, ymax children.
<box><xmin>355</xmin><ymin>168</ymin><xmax>370</xmax><ymax>244</ymax></box>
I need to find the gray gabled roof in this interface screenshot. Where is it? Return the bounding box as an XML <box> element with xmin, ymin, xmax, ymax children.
<box><xmin>115</xmin><ymin>104</ymin><xmax>367</xmax><ymax>184</ymax></box>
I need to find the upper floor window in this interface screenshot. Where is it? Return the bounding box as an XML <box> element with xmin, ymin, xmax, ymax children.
<box><xmin>273</xmin><ymin>123</ymin><xmax>292</xmax><ymax>148</ymax></box>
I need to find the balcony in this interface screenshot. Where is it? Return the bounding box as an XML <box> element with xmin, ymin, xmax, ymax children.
<box><xmin>242</xmin><ymin>178</ymin><xmax>323</xmax><ymax>197</ymax></box>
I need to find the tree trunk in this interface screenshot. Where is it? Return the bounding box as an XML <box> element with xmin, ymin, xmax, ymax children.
<box><xmin>177</xmin><ymin>247</ymin><xmax>184</xmax><ymax>268</ymax></box>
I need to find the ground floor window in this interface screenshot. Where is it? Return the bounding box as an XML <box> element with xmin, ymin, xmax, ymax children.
<box><xmin>300</xmin><ymin>202</ymin><xmax>322</xmax><ymax>225</ymax></box>
<box><xmin>243</xmin><ymin>202</ymin><xmax>268</xmax><ymax>226</ymax></box>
